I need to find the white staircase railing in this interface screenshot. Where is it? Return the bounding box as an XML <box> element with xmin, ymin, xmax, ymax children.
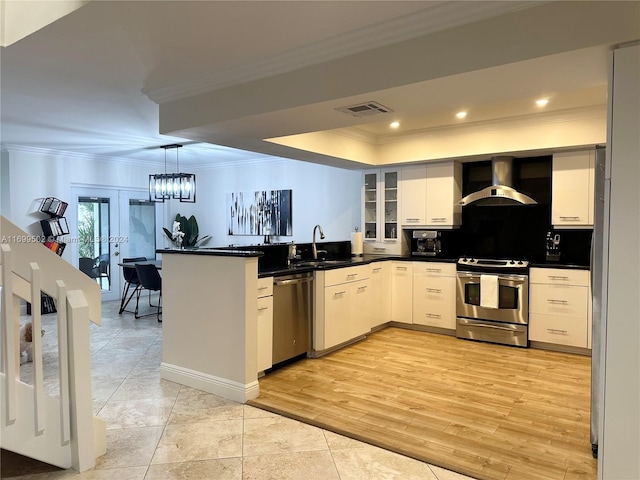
<box><xmin>0</xmin><ymin>216</ymin><xmax>105</xmax><ymax>472</ymax></box>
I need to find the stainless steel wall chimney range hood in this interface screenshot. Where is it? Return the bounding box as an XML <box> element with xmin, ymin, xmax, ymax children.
<box><xmin>459</xmin><ymin>156</ymin><xmax>537</xmax><ymax>206</ymax></box>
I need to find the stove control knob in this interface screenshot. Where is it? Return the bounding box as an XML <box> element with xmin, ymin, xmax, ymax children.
<box><xmin>518</xmin><ymin>261</ymin><xmax>523</xmax><ymax>265</ymax></box>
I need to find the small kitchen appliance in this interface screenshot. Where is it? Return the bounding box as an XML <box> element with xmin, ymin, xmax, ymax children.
<box><xmin>545</xmin><ymin>231</ymin><xmax>562</xmax><ymax>262</ymax></box>
<box><xmin>411</xmin><ymin>230</ymin><xmax>442</xmax><ymax>257</ymax></box>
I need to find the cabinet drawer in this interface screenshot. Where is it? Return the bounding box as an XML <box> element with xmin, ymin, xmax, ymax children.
<box><xmin>324</xmin><ymin>265</ymin><xmax>368</xmax><ymax>287</ymax></box>
<box><xmin>412</xmin><ymin>262</ymin><xmax>456</xmax><ymax>277</ymax></box>
<box><xmin>257</xmin><ymin>276</ymin><xmax>273</xmax><ymax>297</ymax></box>
<box><xmin>529</xmin><ymin>284</ymin><xmax>588</xmax><ymax>318</ymax></box>
<box><xmin>530</xmin><ymin>268</ymin><xmax>589</xmax><ymax>286</ymax></box>
<box><xmin>529</xmin><ymin>313</ymin><xmax>588</xmax><ymax>348</ymax></box>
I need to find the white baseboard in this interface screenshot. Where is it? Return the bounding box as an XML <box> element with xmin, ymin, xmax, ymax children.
<box><xmin>160</xmin><ymin>362</ymin><xmax>259</xmax><ymax>403</ymax></box>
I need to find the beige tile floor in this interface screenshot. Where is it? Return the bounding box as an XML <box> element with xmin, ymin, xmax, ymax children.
<box><xmin>8</xmin><ymin>297</ymin><xmax>476</xmax><ymax>480</ymax></box>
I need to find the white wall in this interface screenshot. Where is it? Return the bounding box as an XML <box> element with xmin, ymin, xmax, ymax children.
<box><xmin>166</xmin><ymin>158</ymin><xmax>361</xmax><ymax>248</ymax></box>
<box><xmin>1</xmin><ymin>147</ymin><xmax>362</xmax><ymax>252</ymax></box>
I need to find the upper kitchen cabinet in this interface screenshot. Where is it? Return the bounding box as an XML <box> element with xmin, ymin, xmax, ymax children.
<box><xmin>363</xmin><ymin>168</ymin><xmax>402</xmax><ymax>255</ymax></box>
<box><xmin>400</xmin><ymin>161</ymin><xmax>462</xmax><ymax>228</ymax></box>
<box><xmin>552</xmin><ymin>150</ymin><xmax>594</xmax><ymax>228</ymax></box>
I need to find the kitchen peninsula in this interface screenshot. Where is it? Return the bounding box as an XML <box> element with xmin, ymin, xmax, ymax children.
<box><xmin>157</xmin><ymin>248</ymin><xmax>263</xmax><ymax>403</ymax></box>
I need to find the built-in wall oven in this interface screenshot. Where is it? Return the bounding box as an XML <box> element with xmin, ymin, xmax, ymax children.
<box><xmin>456</xmin><ymin>258</ymin><xmax>529</xmax><ymax>347</ymax></box>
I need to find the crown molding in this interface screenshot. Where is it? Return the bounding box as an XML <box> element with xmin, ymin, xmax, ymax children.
<box><xmin>0</xmin><ymin>144</ymin><xmax>156</xmax><ymax>167</ymax></box>
<box><xmin>143</xmin><ymin>1</ymin><xmax>543</xmax><ymax>104</ymax></box>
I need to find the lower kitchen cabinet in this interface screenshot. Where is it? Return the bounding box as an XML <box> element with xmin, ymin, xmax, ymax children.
<box><xmin>412</xmin><ymin>262</ymin><xmax>456</xmax><ymax>330</ymax></box>
<box><xmin>369</xmin><ymin>262</ymin><xmax>391</xmax><ymax>329</ymax></box>
<box><xmin>529</xmin><ymin>268</ymin><xmax>591</xmax><ymax>349</ymax></box>
<box><xmin>391</xmin><ymin>261</ymin><xmax>412</xmax><ymax>324</ymax></box>
<box><xmin>314</xmin><ymin>266</ymin><xmax>371</xmax><ymax>352</ymax></box>
<box><xmin>257</xmin><ymin>276</ymin><xmax>273</xmax><ymax>373</ymax></box>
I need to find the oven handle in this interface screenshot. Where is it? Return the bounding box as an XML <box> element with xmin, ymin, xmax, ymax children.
<box><xmin>457</xmin><ymin>271</ymin><xmax>528</xmax><ymax>283</ymax></box>
<box><xmin>462</xmin><ymin>322</ymin><xmax>521</xmax><ymax>332</ymax></box>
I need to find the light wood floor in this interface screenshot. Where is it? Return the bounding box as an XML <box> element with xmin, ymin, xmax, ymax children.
<box><xmin>249</xmin><ymin>327</ymin><xmax>596</xmax><ymax>480</ymax></box>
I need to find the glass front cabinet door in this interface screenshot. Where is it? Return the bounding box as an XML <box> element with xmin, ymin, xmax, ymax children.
<box><xmin>362</xmin><ymin>168</ymin><xmax>401</xmax><ymax>255</ymax></box>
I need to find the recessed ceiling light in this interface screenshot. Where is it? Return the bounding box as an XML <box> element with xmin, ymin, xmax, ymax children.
<box><xmin>536</xmin><ymin>98</ymin><xmax>549</xmax><ymax>107</ymax></box>
<box><xmin>456</xmin><ymin>111</ymin><xmax>467</xmax><ymax>119</ymax></box>
<box><xmin>389</xmin><ymin>121</ymin><xmax>400</xmax><ymax>128</ymax></box>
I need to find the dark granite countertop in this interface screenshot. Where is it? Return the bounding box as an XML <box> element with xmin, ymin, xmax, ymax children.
<box><xmin>529</xmin><ymin>262</ymin><xmax>590</xmax><ymax>270</ymax></box>
<box><xmin>157</xmin><ymin>247</ymin><xmax>263</xmax><ymax>257</ymax></box>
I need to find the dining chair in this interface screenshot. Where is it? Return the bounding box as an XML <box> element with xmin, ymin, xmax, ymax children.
<box><xmin>135</xmin><ymin>263</ymin><xmax>162</xmax><ymax>322</ymax></box>
<box><xmin>94</xmin><ymin>253</ymin><xmax>110</xmax><ymax>288</ymax></box>
<box><xmin>119</xmin><ymin>257</ymin><xmax>147</xmax><ymax>315</ymax></box>
<box><xmin>79</xmin><ymin>257</ymin><xmax>100</xmax><ymax>280</ymax></box>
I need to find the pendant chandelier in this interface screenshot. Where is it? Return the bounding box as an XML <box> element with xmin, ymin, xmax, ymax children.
<box><xmin>149</xmin><ymin>144</ymin><xmax>196</xmax><ymax>203</ymax></box>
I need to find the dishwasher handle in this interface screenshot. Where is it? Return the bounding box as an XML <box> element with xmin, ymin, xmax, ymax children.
<box><xmin>274</xmin><ymin>276</ymin><xmax>313</xmax><ymax>286</ymax></box>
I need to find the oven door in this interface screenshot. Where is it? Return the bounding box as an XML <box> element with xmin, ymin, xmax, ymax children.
<box><xmin>456</xmin><ymin>271</ymin><xmax>529</xmax><ymax>324</ymax></box>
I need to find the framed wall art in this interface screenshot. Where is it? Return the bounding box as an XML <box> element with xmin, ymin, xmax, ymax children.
<box><xmin>227</xmin><ymin>189</ymin><xmax>292</xmax><ymax>236</ymax></box>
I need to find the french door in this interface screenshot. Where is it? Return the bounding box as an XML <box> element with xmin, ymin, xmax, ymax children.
<box><xmin>69</xmin><ymin>187</ymin><xmax>162</xmax><ymax>302</ymax></box>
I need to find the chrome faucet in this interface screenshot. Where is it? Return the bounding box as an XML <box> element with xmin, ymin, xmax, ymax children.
<box><xmin>312</xmin><ymin>224</ymin><xmax>325</xmax><ymax>259</ymax></box>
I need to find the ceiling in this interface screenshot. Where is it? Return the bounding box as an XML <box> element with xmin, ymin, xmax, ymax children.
<box><xmin>1</xmin><ymin>1</ymin><xmax>638</xmax><ymax>168</ymax></box>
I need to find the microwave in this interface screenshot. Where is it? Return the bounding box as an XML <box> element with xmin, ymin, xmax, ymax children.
<box><xmin>411</xmin><ymin>230</ymin><xmax>442</xmax><ymax>257</ymax></box>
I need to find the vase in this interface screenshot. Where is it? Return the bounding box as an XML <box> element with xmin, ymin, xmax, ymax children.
<box><xmin>176</xmin><ymin>237</ymin><xmax>183</xmax><ymax>250</ymax></box>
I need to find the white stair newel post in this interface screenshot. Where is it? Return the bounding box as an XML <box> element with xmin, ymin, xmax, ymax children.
<box><xmin>65</xmin><ymin>289</ymin><xmax>96</xmax><ymax>472</ymax></box>
<box><xmin>1</xmin><ymin>244</ymin><xmax>18</xmax><ymax>424</ymax></box>
<box><xmin>56</xmin><ymin>280</ymin><xmax>71</xmax><ymax>445</ymax></box>
<box><xmin>29</xmin><ymin>263</ymin><xmax>46</xmax><ymax>435</ymax></box>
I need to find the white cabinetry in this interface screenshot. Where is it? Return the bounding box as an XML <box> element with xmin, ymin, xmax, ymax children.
<box><xmin>426</xmin><ymin>161</ymin><xmax>462</xmax><ymax>227</ymax></box>
<box><xmin>552</xmin><ymin>150</ymin><xmax>594</xmax><ymax>228</ymax></box>
<box><xmin>391</xmin><ymin>261</ymin><xmax>412</xmax><ymax>324</ymax></box>
<box><xmin>314</xmin><ymin>265</ymin><xmax>371</xmax><ymax>352</ymax></box>
<box><xmin>400</xmin><ymin>161</ymin><xmax>462</xmax><ymax>228</ymax></box>
<box><xmin>529</xmin><ymin>268</ymin><xmax>591</xmax><ymax>349</ymax></box>
<box><xmin>363</xmin><ymin>169</ymin><xmax>402</xmax><ymax>255</ymax></box>
<box><xmin>256</xmin><ymin>277</ymin><xmax>273</xmax><ymax>373</ymax></box>
<box><xmin>400</xmin><ymin>165</ymin><xmax>427</xmax><ymax>225</ymax></box>
<box><xmin>369</xmin><ymin>262</ymin><xmax>391</xmax><ymax>329</ymax></box>
<box><xmin>412</xmin><ymin>262</ymin><xmax>456</xmax><ymax>330</ymax></box>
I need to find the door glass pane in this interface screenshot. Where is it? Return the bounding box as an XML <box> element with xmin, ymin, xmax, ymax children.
<box><xmin>384</xmin><ymin>171</ymin><xmax>398</xmax><ymax>239</ymax></box>
<box><xmin>364</xmin><ymin>173</ymin><xmax>377</xmax><ymax>239</ymax></box>
<box><xmin>128</xmin><ymin>199</ymin><xmax>156</xmax><ymax>259</ymax></box>
<box><xmin>77</xmin><ymin>197</ymin><xmax>110</xmax><ymax>290</ymax></box>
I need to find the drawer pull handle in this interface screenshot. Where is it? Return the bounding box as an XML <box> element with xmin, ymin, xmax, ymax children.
<box><xmin>430</xmin><ymin>217</ymin><xmax>446</xmax><ymax>222</ymax></box>
<box><xmin>258</xmin><ymin>286</ymin><xmax>268</xmax><ymax>290</ymax></box>
<box><xmin>347</xmin><ymin>273</ymin><xmax>358</xmax><ymax>278</ymax></box>
<box><xmin>372</xmin><ymin>268</ymin><xmax>381</xmax><ymax>272</ymax></box>
<box><xmin>395</xmin><ymin>266</ymin><xmax>407</xmax><ymax>271</ymax></box>
<box><xmin>358</xmin><ymin>286</ymin><xmax>368</xmax><ymax>291</ymax></box>
<box><xmin>374</xmin><ymin>247</ymin><xmax>387</xmax><ymax>251</ymax></box>
<box><xmin>425</xmin><ymin>268</ymin><xmax>441</xmax><ymax>273</ymax></box>
<box><xmin>425</xmin><ymin>313</ymin><xmax>441</xmax><ymax>319</ymax></box>
<box><xmin>334</xmin><ymin>291</ymin><xmax>346</xmax><ymax>296</ymax></box>
<box><xmin>547</xmin><ymin>299</ymin><xmax>569</xmax><ymax>304</ymax></box>
<box><xmin>426</xmin><ymin>288</ymin><xmax>442</xmax><ymax>293</ymax></box>
<box><xmin>547</xmin><ymin>328</ymin><xmax>568</xmax><ymax>334</ymax></box>
<box><xmin>405</xmin><ymin>218</ymin><xmax>420</xmax><ymax>222</ymax></box>
<box><xmin>559</xmin><ymin>216</ymin><xmax>580</xmax><ymax>221</ymax></box>
<box><xmin>548</xmin><ymin>275</ymin><xmax>569</xmax><ymax>280</ymax></box>
<box><xmin>257</xmin><ymin>306</ymin><xmax>269</xmax><ymax>312</ymax></box>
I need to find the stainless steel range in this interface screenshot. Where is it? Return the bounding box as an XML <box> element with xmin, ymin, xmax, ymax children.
<box><xmin>456</xmin><ymin>257</ymin><xmax>529</xmax><ymax>347</ymax></box>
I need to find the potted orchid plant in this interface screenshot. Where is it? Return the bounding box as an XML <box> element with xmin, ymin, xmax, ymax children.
<box><xmin>163</xmin><ymin>214</ymin><xmax>211</xmax><ymax>248</ymax></box>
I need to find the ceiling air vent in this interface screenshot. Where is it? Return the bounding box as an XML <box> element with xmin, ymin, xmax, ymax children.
<box><xmin>335</xmin><ymin>101</ymin><xmax>394</xmax><ymax>118</ymax></box>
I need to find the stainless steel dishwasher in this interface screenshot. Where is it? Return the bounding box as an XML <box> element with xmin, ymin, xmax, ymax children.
<box><xmin>272</xmin><ymin>272</ymin><xmax>313</xmax><ymax>365</ymax></box>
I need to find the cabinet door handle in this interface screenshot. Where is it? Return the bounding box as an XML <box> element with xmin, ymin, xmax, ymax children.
<box><xmin>405</xmin><ymin>218</ymin><xmax>420</xmax><ymax>222</ymax></box>
<box><xmin>395</xmin><ymin>266</ymin><xmax>407</xmax><ymax>271</ymax></box>
<box><xmin>425</xmin><ymin>313</ymin><xmax>441</xmax><ymax>319</ymax></box>
<box><xmin>357</xmin><ymin>286</ymin><xmax>368</xmax><ymax>291</ymax></box>
<box><xmin>372</xmin><ymin>267</ymin><xmax>381</xmax><ymax>272</ymax></box>
<box><xmin>334</xmin><ymin>291</ymin><xmax>346</xmax><ymax>296</ymax></box>
<box><xmin>430</xmin><ymin>217</ymin><xmax>446</xmax><ymax>222</ymax></box>
<box><xmin>426</xmin><ymin>288</ymin><xmax>442</xmax><ymax>293</ymax></box>
<box><xmin>547</xmin><ymin>328</ymin><xmax>568</xmax><ymax>334</ymax></box>
<box><xmin>547</xmin><ymin>299</ymin><xmax>569</xmax><ymax>304</ymax></box>
<box><xmin>424</xmin><ymin>268</ymin><xmax>441</xmax><ymax>273</ymax></box>
<box><xmin>373</xmin><ymin>247</ymin><xmax>387</xmax><ymax>252</ymax></box>
<box><xmin>548</xmin><ymin>275</ymin><xmax>569</xmax><ymax>280</ymax></box>
<box><xmin>257</xmin><ymin>306</ymin><xmax>269</xmax><ymax>312</ymax></box>
<box><xmin>559</xmin><ymin>216</ymin><xmax>580</xmax><ymax>221</ymax></box>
